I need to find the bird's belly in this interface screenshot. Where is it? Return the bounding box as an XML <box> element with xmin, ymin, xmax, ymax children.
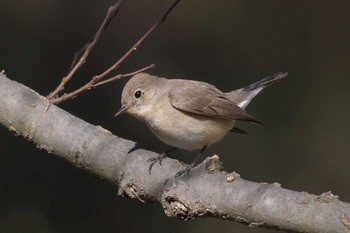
<box><xmin>146</xmin><ymin>109</ymin><xmax>235</xmax><ymax>151</ymax></box>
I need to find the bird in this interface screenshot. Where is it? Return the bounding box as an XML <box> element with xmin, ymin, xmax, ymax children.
<box><xmin>115</xmin><ymin>72</ymin><xmax>288</xmax><ymax>177</ymax></box>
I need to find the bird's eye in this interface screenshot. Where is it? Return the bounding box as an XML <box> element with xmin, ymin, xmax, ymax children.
<box><xmin>134</xmin><ymin>89</ymin><xmax>143</xmax><ymax>99</ymax></box>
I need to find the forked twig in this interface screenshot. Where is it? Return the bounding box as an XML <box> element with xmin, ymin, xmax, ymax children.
<box><xmin>92</xmin><ymin>64</ymin><xmax>155</xmax><ymax>88</ymax></box>
<box><xmin>92</xmin><ymin>0</ymin><xmax>181</xmax><ymax>83</ymax></box>
<box><xmin>48</xmin><ymin>0</ymin><xmax>182</xmax><ymax>104</ymax></box>
<box><xmin>50</xmin><ymin>64</ymin><xmax>155</xmax><ymax>104</ymax></box>
<box><xmin>47</xmin><ymin>1</ymin><xmax>123</xmax><ymax>100</ymax></box>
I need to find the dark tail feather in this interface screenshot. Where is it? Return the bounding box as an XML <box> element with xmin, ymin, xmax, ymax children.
<box><xmin>230</xmin><ymin>127</ymin><xmax>248</xmax><ymax>134</ymax></box>
<box><xmin>243</xmin><ymin>72</ymin><xmax>288</xmax><ymax>92</ymax></box>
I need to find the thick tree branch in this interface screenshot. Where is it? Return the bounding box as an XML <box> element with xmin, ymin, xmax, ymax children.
<box><xmin>1</xmin><ymin>73</ymin><xmax>350</xmax><ymax>233</ymax></box>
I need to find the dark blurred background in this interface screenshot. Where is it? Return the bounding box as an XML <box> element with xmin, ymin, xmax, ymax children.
<box><xmin>1</xmin><ymin>0</ymin><xmax>349</xmax><ymax>232</ymax></box>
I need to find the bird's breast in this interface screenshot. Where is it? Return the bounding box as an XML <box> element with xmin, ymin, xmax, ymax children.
<box><xmin>144</xmin><ymin>101</ymin><xmax>235</xmax><ymax>150</ymax></box>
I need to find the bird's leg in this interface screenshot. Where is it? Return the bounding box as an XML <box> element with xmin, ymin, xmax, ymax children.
<box><xmin>147</xmin><ymin>148</ymin><xmax>177</xmax><ymax>174</ymax></box>
<box><xmin>175</xmin><ymin>145</ymin><xmax>208</xmax><ymax>178</ymax></box>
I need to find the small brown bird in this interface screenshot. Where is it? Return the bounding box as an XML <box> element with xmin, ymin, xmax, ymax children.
<box><xmin>115</xmin><ymin>72</ymin><xmax>288</xmax><ymax>177</ymax></box>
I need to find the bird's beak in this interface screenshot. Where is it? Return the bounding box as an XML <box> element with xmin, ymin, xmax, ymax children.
<box><xmin>114</xmin><ymin>104</ymin><xmax>130</xmax><ymax>117</ymax></box>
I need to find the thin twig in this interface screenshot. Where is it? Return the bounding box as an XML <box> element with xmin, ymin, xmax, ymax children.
<box><xmin>95</xmin><ymin>0</ymin><xmax>181</xmax><ymax>81</ymax></box>
<box><xmin>47</xmin><ymin>0</ymin><xmax>123</xmax><ymax>99</ymax></box>
<box><xmin>93</xmin><ymin>64</ymin><xmax>155</xmax><ymax>88</ymax></box>
<box><xmin>50</xmin><ymin>64</ymin><xmax>155</xmax><ymax>104</ymax></box>
<box><xmin>69</xmin><ymin>1</ymin><xmax>122</xmax><ymax>71</ymax></box>
<box><xmin>49</xmin><ymin>0</ymin><xmax>182</xmax><ymax>105</ymax></box>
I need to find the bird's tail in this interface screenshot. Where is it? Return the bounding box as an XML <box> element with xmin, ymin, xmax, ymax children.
<box><xmin>227</xmin><ymin>72</ymin><xmax>288</xmax><ymax>109</ymax></box>
<box><xmin>243</xmin><ymin>72</ymin><xmax>288</xmax><ymax>92</ymax></box>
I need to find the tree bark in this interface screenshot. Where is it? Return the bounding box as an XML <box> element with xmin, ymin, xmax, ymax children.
<box><xmin>1</xmin><ymin>72</ymin><xmax>349</xmax><ymax>233</ymax></box>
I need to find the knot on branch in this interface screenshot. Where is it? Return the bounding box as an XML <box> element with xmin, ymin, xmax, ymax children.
<box><xmin>203</xmin><ymin>155</ymin><xmax>223</xmax><ymax>173</ymax></box>
<box><xmin>118</xmin><ymin>182</ymin><xmax>147</xmax><ymax>203</ymax></box>
<box><xmin>23</xmin><ymin>121</ymin><xmax>36</xmax><ymax>141</ymax></box>
<box><xmin>161</xmin><ymin>184</ymin><xmax>218</xmax><ymax>221</ymax></box>
<box><xmin>341</xmin><ymin>212</ymin><xmax>350</xmax><ymax>230</ymax></box>
<box><xmin>226</xmin><ymin>172</ymin><xmax>240</xmax><ymax>182</ymax></box>
<box><xmin>311</xmin><ymin>191</ymin><xmax>339</xmax><ymax>203</ymax></box>
<box><xmin>163</xmin><ymin>195</ymin><xmax>192</xmax><ymax>220</ymax></box>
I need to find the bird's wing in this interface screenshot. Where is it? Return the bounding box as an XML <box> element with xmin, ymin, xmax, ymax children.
<box><xmin>168</xmin><ymin>80</ymin><xmax>263</xmax><ymax>125</ymax></box>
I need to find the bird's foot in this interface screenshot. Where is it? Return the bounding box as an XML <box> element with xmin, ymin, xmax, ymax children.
<box><xmin>174</xmin><ymin>145</ymin><xmax>208</xmax><ymax>178</ymax></box>
<box><xmin>175</xmin><ymin>162</ymin><xmax>196</xmax><ymax>178</ymax></box>
<box><xmin>147</xmin><ymin>152</ymin><xmax>167</xmax><ymax>174</ymax></box>
<box><xmin>147</xmin><ymin>148</ymin><xmax>177</xmax><ymax>174</ymax></box>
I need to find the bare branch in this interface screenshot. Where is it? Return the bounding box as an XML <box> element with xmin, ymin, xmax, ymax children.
<box><xmin>95</xmin><ymin>0</ymin><xmax>182</xmax><ymax>80</ymax></box>
<box><xmin>92</xmin><ymin>64</ymin><xmax>155</xmax><ymax>88</ymax></box>
<box><xmin>69</xmin><ymin>0</ymin><xmax>123</xmax><ymax>71</ymax></box>
<box><xmin>47</xmin><ymin>0</ymin><xmax>123</xmax><ymax>99</ymax></box>
<box><xmin>2</xmin><ymin>73</ymin><xmax>350</xmax><ymax>233</ymax></box>
<box><xmin>48</xmin><ymin>0</ymin><xmax>182</xmax><ymax>104</ymax></box>
<box><xmin>50</xmin><ymin>64</ymin><xmax>155</xmax><ymax>104</ymax></box>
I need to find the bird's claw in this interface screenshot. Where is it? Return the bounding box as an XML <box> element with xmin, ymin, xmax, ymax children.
<box><xmin>147</xmin><ymin>153</ymin><xmax>166</xmax><ymax>174</ymax></box>
<box><xmin>175</xmin><ymin>163</ymin><xmax>195</xmax><ymax>178</ymax></box>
